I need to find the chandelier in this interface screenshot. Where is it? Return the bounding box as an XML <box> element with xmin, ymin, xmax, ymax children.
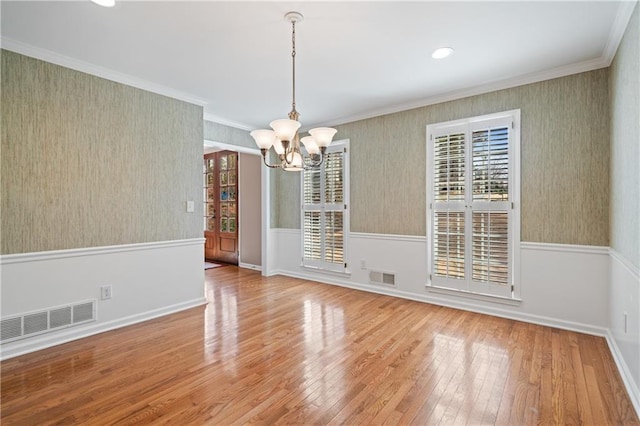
<box><xmin>250</xmin><ymin>12</ymin><xmax>337</xmax><ymax>171</ymax></box>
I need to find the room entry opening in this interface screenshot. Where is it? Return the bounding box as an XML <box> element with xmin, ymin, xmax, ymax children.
<box><xmin>204</xmin><ymin>150</ymin><xmax>239</xmax><ymax>265</ymax></box>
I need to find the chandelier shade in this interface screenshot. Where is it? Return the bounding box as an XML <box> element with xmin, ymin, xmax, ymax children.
<box><xmin>250</xmin><ymin>11</ymin><xmax>337</xmax><ymax>171</ymax></box>
<box><xmin>300</xmin><ymin>136</ymin><xmax>320</xmax><ymax>155</ymax></box>
<box><xmin>308</xmin><ymin>127</ymin><xmax>338</xmax><ymax>148</ymax></box>
<box><xmin>270</xmin><ymin>119</ymin><xmax>301</xmax><ymax>143</ymax></box>
<box><xmin>249</xmin><ymin>129</ymin><xmax>276</xmax><ymax>150</ymax></box>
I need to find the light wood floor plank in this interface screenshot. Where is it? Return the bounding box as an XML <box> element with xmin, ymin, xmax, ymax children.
<box><xmin>1</xmin><ymin>266</ymin><xmax>638</xmax><ymax>425</ymax></box>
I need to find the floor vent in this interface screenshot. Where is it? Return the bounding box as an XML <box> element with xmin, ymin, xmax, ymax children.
<box><xmin>1</xmin><ymin>300</ymin><xmax>96</xmax><ymax>344</ymax></box>
<box><xmin>369</xmin><ymin>271</ymin><xmax>396</xmax><ymax>286</ymax></box>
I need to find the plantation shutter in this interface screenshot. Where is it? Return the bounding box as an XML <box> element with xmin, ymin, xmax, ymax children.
<box><xmin>302</xmin><ymin>142</ymin><xmax>349</xmax><ymax>272</ymax></box>
<box><xmin>303</xmin><ymin>167</ymin><xmax>322</xmax><ymax>261</ymax></box>
<box><xmin>323</xmin><ymin>151</ymin><xmax>344</xmax><ymax>264</ymax></box>
<box><xmin>432</xmin><ymin>126</ymin><xmax>467</xmax><ymax>285</ymax></box>
<box><xmin>470</xmin><ymin>121</ymin><xmax>511</xmax><ymax>294</ymax></box>
<box><xmin>428</xmin><ymin>112</ymin><xmax>518</xmax><ymax>299</ymax></box>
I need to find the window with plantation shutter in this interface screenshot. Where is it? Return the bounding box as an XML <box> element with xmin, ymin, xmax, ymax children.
<box><xmin>427</xmin><ymin>111</ymin><xmax>520</xmax><ymax>299</ymax></box>
<box><xmin>301</xmin><ymin>141</ymin><xmax>349</xmax><ymax>272</ymax></box>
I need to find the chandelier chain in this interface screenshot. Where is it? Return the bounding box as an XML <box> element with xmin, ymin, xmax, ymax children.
<box><xmin>290</xmin><ymin>19</ymin><xmax>297</xmax><ymax>119</ymax></box>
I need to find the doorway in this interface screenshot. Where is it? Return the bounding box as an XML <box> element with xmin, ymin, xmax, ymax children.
<box><xmin>203</xmin><ymin>146</ymin><xmax>263</xmax><ymax>269</ymax></box>
<box><xmin>204</xmin><ymin>150</ymin><xmax>239</xmax><ymax>265</ymax></box>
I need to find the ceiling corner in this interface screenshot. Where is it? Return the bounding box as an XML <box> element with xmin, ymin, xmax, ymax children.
<box><xmin>601</xmin><ymin>0</ymin><xmax>638</xmax><ymax>66</ymax></box>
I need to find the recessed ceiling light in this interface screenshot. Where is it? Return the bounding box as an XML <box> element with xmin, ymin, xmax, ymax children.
<box><xmin>432</xmin><ymin>47</ymin><xmax>454</xmax><ymax>59</ymax></box>
<box><xmin>90</xmin><ymin>0</ymin><xmax>115</xmax><ymax>7</ymax></box>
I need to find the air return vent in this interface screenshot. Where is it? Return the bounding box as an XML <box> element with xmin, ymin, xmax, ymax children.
<box><xmin>369</xmin><ymin>270</ymin><xmax>396</xmax><ymax>286</ymax></box>
<box><xmin>0</xmin><ymin>300</ymin><xmax>96</xmax><ymax>344</ymax></box>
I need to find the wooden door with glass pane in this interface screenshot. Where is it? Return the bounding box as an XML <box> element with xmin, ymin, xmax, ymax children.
<box><xmin>203</xmin><ymin>151</ymin><xmax>238</xmax><ymax>265</ymax></box>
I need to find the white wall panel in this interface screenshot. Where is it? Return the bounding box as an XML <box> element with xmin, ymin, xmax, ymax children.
<box><xmin>271</xmin><ymin>229</ymin><xmax>609</xmax><ymax>333</ymax></box>
<box><xmin>0</xmin><ymin>239</ymin><xmax>206</xmax><ymax>359</ymax></box>
<box><xmin>609</xmin><ymin>249</ymin><xmax>640</xmax><ymax>413</ymax></box>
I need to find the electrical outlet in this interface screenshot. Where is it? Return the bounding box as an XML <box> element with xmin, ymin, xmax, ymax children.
<box><xmin>361</xmin><ymin>260</ymin><xmax>366</xmax><ymax>269</ymax></box>
<box><xmin>100</xmin><ymin>285</ymin><xmax>112</xmax><ymax>300</ymax></box>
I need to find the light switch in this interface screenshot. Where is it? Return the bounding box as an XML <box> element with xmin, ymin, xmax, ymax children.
<box><xmin>186</xmin><ymin>200</ymin><xmax>195</xmax><ymax>213</ymax></box>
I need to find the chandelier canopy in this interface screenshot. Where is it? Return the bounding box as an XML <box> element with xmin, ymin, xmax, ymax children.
<box><xmin>250</xmin><ymin>12</ymin><xmax>337</xmax><ymax>171</ymax></box>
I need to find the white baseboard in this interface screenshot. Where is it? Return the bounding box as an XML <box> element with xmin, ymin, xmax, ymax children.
<box><xmin>606</xmin><ymin>329</ymin><xmax>640</xmax><ymax>416</ymax></box>
<box><xmin>608</xmin><ymin>248</ymin><xmax>640</xmax><ymax>417</ymax></box>
<box><xmin>271</xmin><ymin>229</ymin><xmax>638</xmax><ymax>416</ymax></box>
<box><xmin>1</xmin><ymin>239</ymin><xmax>205</xmax><ymax>360</ymax></box>
<box><xmin>239</xmin><ymin>262</ymin><xmax>262</xmax><ymax>271</ymax></box>
<box><xmin>271</xmin><ymin>268</ymin><xmax>609</xmax><ymax>337</ymax></box>
<box><xmin>272</xmin><ymin>229</ymin><xmax>610</xmax><ymax>332</ymax></box>
<box><xmin>0</xmin><ymin>297</ymin><xmax>206</xmax><ymax>360</ymax></box>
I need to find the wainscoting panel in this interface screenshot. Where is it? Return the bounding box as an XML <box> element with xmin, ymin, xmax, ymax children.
<box><xmin>270</xmin><ymin>229</ymin><xmax>609</xmax><ymax>334</ymax></box>
<box><xmin>609</xmin><ymin>249</ymin><xmax>640</xmax><ymax>413</ymax></box>
<box><xmin>0</xmin><ymin>239</ymin><xmax>207</xmax><ymax>360</ymax></box>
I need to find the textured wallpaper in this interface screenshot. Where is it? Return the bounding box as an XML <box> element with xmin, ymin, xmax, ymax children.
<box><xmin>204</xmin><ymin>120</ymin><xmax>255</xmax><ymax>150</ymax></box>
<box><xmin>1</xmin><ymin>50</ymin><xmax>204</xmax><ymax>254</ymax></box>
<box><xmin>610</xmin><ymin>4</ymin><xmax>640</xmax><ymax>268</ymax></box>
<box><xmin>274</xmin><ymin>69</ymin><xmax>611</xmax><ymax>247</ymax></box>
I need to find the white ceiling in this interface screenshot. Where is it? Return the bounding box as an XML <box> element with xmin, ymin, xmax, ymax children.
<box><xmin>1</xmin><ymin>1</ymin><xmax>636</xmax><ymax>131</ymax></box>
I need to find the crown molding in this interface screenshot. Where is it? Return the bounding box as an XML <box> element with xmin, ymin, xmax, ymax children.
<box><xmin>203</xmin><ymin>113</ymin><xmax>252</xmax><ymax>132</ymax></box>
<box><xmin>0</xmin><ymin>37</ymin><xmax>208</xmax><ymax>107</ymax></box>
<box><xmin>4</xmin><ymin>0</ymin><xmax>636</xmax><ymax>132</ymax></box>
<box><xmin>312</xmin><ymin>55</ymin><xmax>610</xmax><ymax>129</ymax></box>
<box><xmin>203</xmin><ymin>139</ymin><xmax>259</xmax><ymax>155</ymax></box>
<box><xmin>311</xmin><ymin>2</ymin><xmax>639</xmax><ymax>129</ymax></box>
<box><xmin>602</xmin><ymin>0</ymin><xmax>639</xmax><ymax>66</ymax></box>
<box><xmin>0</xmin><ymin>37</ymin><xmax>254</xmax><ymax>131</ymax></box>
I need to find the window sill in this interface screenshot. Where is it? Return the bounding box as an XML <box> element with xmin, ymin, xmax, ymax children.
<box><xmin>301</xmin><ymin>264</ymin><xmax>352</xmax><ymax>278</ymax></box>
<box><xmin>426</xmin><ymin>284</ymin><xmax>522</xmax><ymax>306</ymax></box>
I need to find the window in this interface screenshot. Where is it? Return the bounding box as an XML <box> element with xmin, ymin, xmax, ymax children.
<box><xmin>427</xmin><ymin>111</ymin><xmax>520</xmax><ymax>299</ymax></box>
<box><xmin>301</xmin><ymin>141</ymin><xmax>349</xmax><ymax>273</ymax></box>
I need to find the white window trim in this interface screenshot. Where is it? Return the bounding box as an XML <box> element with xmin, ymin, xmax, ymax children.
<box><xmin>426</xmin><ymin>110</ymin><xmax>521</xmax><ymax>301</ymax></box>
<box><xmin>300</xmin><ymin>139</ymin><xmax>350</xmax><ymax>274</ymax></box>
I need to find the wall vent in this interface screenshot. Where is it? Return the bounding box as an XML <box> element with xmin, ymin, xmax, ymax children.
<box><xmin>369</xmin><ymin>270</ymin><xmax>396</xmax><ymax>286</ymax></box>
<box><xmin>0</xmin><ymin>300</ymin><xmax>96</xmax><ymax>344</ymax></box>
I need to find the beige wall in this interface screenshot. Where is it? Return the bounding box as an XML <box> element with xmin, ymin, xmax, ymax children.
<box><xmin>1</xmin><ymin>50</ymin><xmax>204</xmax><ymax>254</ymax></box>
<box><xmin>610</xmin><ymin>3</ymin><xmax>640</xmax><ymax>268</ymax></box>
<box><xmin>239</xmin><ymin>153</ymin><xmax>262</xmax><ymax>266</ymax></box>
<box><xmin>274</xmin><ymin>69</ymin><xmax>611</xmax><ymax>247</ymax></box>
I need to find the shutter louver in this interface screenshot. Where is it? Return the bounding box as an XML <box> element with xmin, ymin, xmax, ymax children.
<box><xmin>434</xmin><ymin>133</ymin><xmax>465</xmax><ymax>202</ymax></box>
<box><xmin>324</xmin><ymin>152</ymin><xmax>343</xmax><ymax>204</ymax></box>
<box><xmin>472</xmin><ymin>211</ymin><xmax>509</xmax><ymax>285</ymax></box>
<box><xmin>324</xmin><ymin>211</ymin><xmax>344</xmax><ymax>264</ymax></box>
<box><xmin>472</xmin><ymin>127</ymin><xmax>509</xmax><ymax>201</ymax></box>
<box><xmin>303</xmin><ymin>167</ymin><xmax>321</xmax><ymax>204</ymax></box>
<box><xmin>433</xmin><ymin>211</ymin><xmax>465</xmax><ymax>279</ymax></box>
<box><xmin>303</xmin><ymin>211</ymin><xmax>321</xmax><ymax>260</ymax></box>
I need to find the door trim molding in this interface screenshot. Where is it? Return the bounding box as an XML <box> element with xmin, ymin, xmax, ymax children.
<box><xmin>203</xmin><ymin>140</ymin><xmax>268</xmax><ymax>274</ymax></box>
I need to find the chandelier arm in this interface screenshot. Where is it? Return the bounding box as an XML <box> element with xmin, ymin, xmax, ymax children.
<box><xmin>284</xmin><ymin>150</ymin><xmax>295</xmax><ymax>165</ymax></box>
<box><xmin>260</xmin><ymin>149</ymin><xmax>284</xmax><ymax>168</ymax></box>
<box><xmin>281</xmin><ymin>140</ymin><xmax>295</xmax><ymax>165</ymax></box>
<box><xmin>302</xmin><ymin>153</ymin><xmax>324</xmax><ymax>170</ymax></box>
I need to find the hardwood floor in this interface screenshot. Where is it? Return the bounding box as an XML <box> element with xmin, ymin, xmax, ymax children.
<box><xmin>2</xmin><ymin>266</ymin><xmax>638</xmax><ymax>425</ymax></box>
